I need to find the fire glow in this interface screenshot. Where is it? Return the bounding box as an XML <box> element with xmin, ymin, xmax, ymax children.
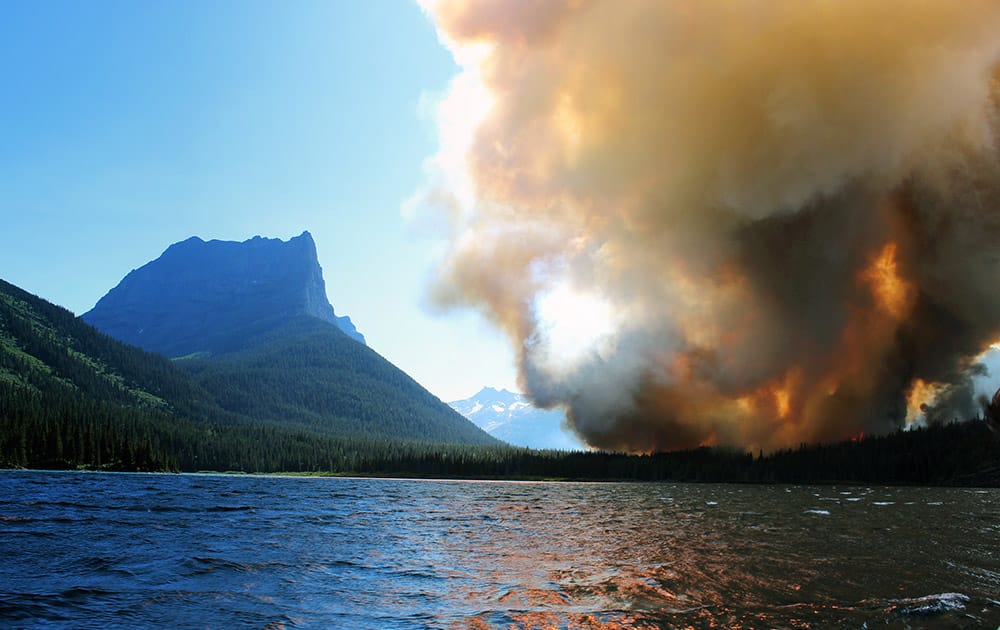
<box><xmin>417</xmin><ymin>0</ymin><xmax>1000</xmax><ymax>452</ymax></box>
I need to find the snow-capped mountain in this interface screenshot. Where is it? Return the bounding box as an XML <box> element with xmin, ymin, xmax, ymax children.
<box><xmin>449</xmin><ymin>387</ymin><xmax>588</xmax><ymax>451</ymax></box>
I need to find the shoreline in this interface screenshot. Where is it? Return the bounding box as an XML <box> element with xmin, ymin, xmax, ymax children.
<box><xmin>3</xmin><ymin>466</ymin><xmax>998</xmax><ymax>489</ymax></box>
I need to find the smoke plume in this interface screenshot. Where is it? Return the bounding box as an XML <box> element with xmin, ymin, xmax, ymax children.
<box><xmin>415</xmin><ymin>0</ymin><xmax>1000</xmax><ymax>452</ymax></box>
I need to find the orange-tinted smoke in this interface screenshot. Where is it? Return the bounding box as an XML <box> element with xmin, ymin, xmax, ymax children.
<box><xmin>416</xmin><ymin>0</ymin><xmax>1000</xmax><ymax>452</ymax></box>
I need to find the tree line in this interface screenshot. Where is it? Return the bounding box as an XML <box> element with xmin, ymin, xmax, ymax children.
<box><xmin>3</xmin><ymin>377</ymin><xmax>998</xmax><ymax>486</ymax></box>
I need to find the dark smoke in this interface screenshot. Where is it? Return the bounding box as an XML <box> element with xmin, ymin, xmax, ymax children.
<box><xmin>416</xmin><ymin>0</ymin><xmax>1000</xmax><ymax>451</ymax></box>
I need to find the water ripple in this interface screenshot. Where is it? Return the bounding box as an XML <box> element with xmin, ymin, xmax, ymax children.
<box><xmin>0</xmin><ymin>471</ymin><xmax>998</xmax><ymax>628</ymax></box>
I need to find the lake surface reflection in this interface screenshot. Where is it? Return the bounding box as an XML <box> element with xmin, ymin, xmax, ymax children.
<box><xmin>1</xmin><ymin>471</ymin><xmax>998</xmax><ymax>628</ymax></box>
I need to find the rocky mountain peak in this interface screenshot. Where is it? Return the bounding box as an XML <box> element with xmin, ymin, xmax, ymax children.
<box><xmin>82</xmin><ymin>232</ymin><xmax>365</xmax><ymax>357</ymax></box>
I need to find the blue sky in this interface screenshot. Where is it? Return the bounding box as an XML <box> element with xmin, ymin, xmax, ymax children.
<box><xmin>0</xmin><ymin>0</ymin><xmax>516</xmax><ymax>402</ymax></box>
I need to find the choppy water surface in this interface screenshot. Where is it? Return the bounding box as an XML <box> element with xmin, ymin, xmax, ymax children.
<box><xmin>1</xmin><ymin>471</ymin><xmax>998</xmax><ymax>628</ymax></box>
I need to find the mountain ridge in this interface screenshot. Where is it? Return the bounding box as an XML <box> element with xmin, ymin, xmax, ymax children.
<box><xmin>82</xmin><ymin>231</ymin><xmax>364</xmax><ymax>357</ymax></box>
<box><xmin>80</xmin><ymin>233</ymin><xmax>499</xmax><ymax>447</ymax></box>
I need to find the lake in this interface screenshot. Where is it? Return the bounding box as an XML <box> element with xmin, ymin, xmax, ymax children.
<box><xmin>0</xmin><ymin>471</ymin><xmax>997</xmax><ymax>628</ymax></box>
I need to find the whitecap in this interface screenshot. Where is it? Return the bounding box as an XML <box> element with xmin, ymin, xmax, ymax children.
<box><xmin>888</xmin><ymin>592</ymin><xmax>969</xmax><ymax>616</ymax></box>
<box><xmin>805</xmin><ymin>509</ymin><xmax>830</xmax><ymax>516</ymax></box>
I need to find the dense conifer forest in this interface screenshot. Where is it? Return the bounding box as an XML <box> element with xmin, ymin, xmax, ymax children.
<box><xmin>4</xmin><ymin>377</ymin><xmax>998</xmax><ymax>485</ymax></box>
<box><xmin>2</xmin><ymin>278</ymin><xmax>999</xmax><ymax>485</ymax></box>
<box><xmin>177</xmin><ymin>315</ymin><xmax>498</xmax><ymax>446</ymax></box>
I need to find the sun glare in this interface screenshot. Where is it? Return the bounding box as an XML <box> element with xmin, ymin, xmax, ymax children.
<box><xmin>534</xmin><ymin>284</ymin><xmax>616</xmax><ymax>371</ymax></box>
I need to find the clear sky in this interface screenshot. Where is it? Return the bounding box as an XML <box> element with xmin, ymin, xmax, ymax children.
<box><xmin>0</xmin><ymin>0</ymin><xmax>517</xmax><ymax>402</ymax></box>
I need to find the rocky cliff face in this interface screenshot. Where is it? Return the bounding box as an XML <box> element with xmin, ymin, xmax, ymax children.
<box><xmin>82</xmin><ymin>231</ymin><xmax>364</xmax><ymax>357</ymax></box>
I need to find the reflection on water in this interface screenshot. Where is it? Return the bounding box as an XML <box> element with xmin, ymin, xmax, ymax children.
<box><xmin>1</xmin><ymin>471</ymin><xmax>998</xmax><ymax>628</ymax></box>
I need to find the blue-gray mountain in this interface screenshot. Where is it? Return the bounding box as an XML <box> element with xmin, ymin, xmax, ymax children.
<box><xmin>81</xmin><ymin>233</ymin><xmax>498</xmax><ymax>447</ymax></box>
<box><xmin>450</xmin><ymin>387</ymin><xmax>587</xmax><ymax>451</ymax></box>
<box><xmin>83</xmin><ymin>231</ymin><xmax>364</xmax><ymax>357</ymax></box>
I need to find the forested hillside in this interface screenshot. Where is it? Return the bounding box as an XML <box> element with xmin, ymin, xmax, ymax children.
<box><xmin>178</xmin><ymin>315</ymin><xmax>499</xmax><ymax>445</ymax></box>
<box><xmin>0</xmin><ymin>278</ymin><xmax>202</xmax><ymax>469</ymax></box>
<box><xmin>0</xmin><ymin>279</ymin><xmax>494</xmax><ymax>471</ymax></box>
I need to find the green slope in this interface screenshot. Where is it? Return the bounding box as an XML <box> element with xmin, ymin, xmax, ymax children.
<box><xmin>0</xmin><ymin>278</ymin><xmax>497</xmax><ymax>472</ymax></box>
<box><xmin>178</xmin><ymin>315</ymin><xmax>500</xmax><ymax>446</ymax></box>
<box><xmin>0</xmin><ymin>278</ymin><xmax>208</xmax><ymax>469</ymax></box>
<box><xmin>0</xmin><ymin>280</ymin><xmax>198</xmax><ymax>408</ymax></box>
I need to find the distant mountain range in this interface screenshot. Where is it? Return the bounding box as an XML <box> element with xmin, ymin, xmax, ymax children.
<box><xmin>0</xmin><ymin>231</ymin><xmax>500</xmax><ymax>472</ymax></box>
<box><xmin>450</xmin><ymin>387</ymin><xmax>587</xmax><ymax>450</ymax></box>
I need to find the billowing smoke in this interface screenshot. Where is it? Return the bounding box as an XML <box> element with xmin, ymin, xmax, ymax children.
<box><xmin>414</xmin><ymin>0</ymin><xmax>1000</xmax><ymax>452</ymax></box>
